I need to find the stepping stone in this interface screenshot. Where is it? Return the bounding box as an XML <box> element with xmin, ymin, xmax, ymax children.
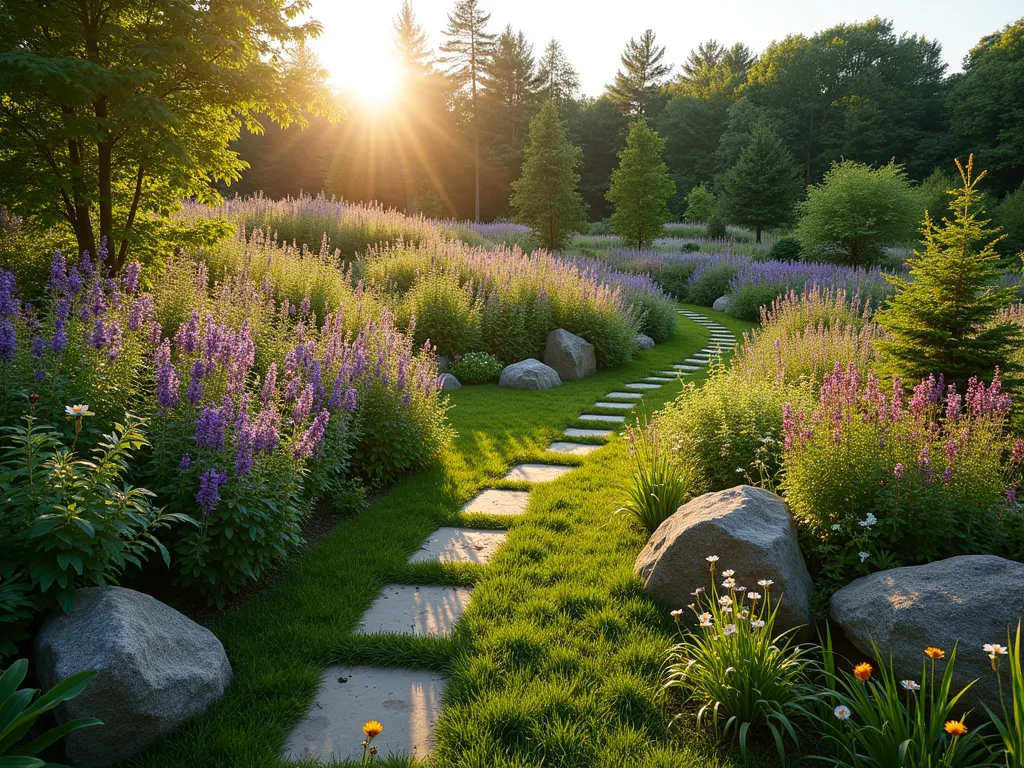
<box><xmin>547</xmin><ymin>441</ymin><xmax>600</xmax><ymax>455</ymax></box>
<box><xmin>283</xmin><ymin>665</ymin><xmax>445</xmax><ymax>763</ymax></box>
<box><xmin>593</xmin><ymin>401</ymin><xmax>635</xmax><ymax>409</ymax></box>
<box><xmin>504</xmin><ymin>463</ymin><xmax>574</xmax><ymax>482</ymax></box>
<box><xmin>564</xmin><ymin>427</ymin><xmax>613</xmax><ymax>438</ymax></box>
<box><xmin>655</xmin><ymin>371</ymin><xmax>683</xmax><ymax>376</ymax></box>
<box><xmin>605</xmin><ymin>392</ymin><xmax>643</xmax><ymax>400</ymax></box>
<box><xmin>672</xmin><ymin>364</ymin><xmax>701</xmax><ymax>371</ymax></box>
<box><xmin>626</xmin><ymin>382</ymin><xmax>661</xmax><ymax>389</ymax></box>
<box><xmin>409</xmin><ymin>527</ymin><xmax>507</xmax><ymax>564</ymax></box>
<box><xmin>461</xmin><ymin>489</ymin><xmax>530</xmax><ymax>516</ymax></box>
<box><xmin>683</xmin><ymin>358</ymin><xmax>708</xmax><ymax>365</ymax></box>
<box><xmin>579</xmin><ymin>413</ymin><xmax>625</xmax><ymax>423</ymax></box>
<box><xmin>358</xmin><ymin>585</ymin><xmax>472</xmax><ymax>636</ymax></box>
<box><xmin>643</xmin><ymin>377</ymin><xmax>673</xmax><ymax>382</ymax></box>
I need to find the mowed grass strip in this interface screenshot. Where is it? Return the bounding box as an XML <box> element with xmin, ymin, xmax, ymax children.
<box><xmin>126</xmin><ymin>308</ymin><xmax>756</xmax><ymax>768</ymax></box>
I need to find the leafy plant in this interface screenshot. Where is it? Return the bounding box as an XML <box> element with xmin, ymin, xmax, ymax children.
<box><xmin>615</xmin><ymin>415</ymin><xmax>695</xmax><ymax>534</ymax></box>
<box><xmin>684</xmin><ymin>184</ymin><xmax>717</xmax><ymax>223</ymax></box>
<box><xmin>0</xmin><ymin>658</ymin><xmax>101</xmax><ymax>767</ymax></box>
<box><xmin>606</xmin><ymin>119</ymin><xmax>676</xmax><ymax>249</ymax></box>
<box><xmin>984</xmin><ymin>621</ymin><xmax>1024</xmax><ymax>766</ymax></box>
<box><xmin>665</xmin><ymin>557</ymin><xmax>822</xmax><ymax>761</ymax></box>
<box><xmin>449</xmin><ymin>352</ymin><xmax>504</xmax><ymax>385</ymax></box>
<box><xmin>401</xmin><ymin>269</ymin><xmax>483</xmax><ymax>358</ymax></box>
<box><xmin>769</xmin><ymin>235</ymin><xmax>803</xmax><ymax>262</ymax></box>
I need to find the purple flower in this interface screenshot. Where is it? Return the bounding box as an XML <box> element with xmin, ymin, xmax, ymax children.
<box><xmin>0</xmin><ymin>319</ymin><xmax>16</xmax><ymax>362</ymax></box>
<box><xmin>261</xmin><ymin>363</ymin><xmax>278</xmax><ymax>404</ymax></box>
<box><xmin>1012</xmin><ymin>440</ymin><xmax>1024</xmax><ymax>464</ymax></box>
<box><xmin>156</xmin><ymin>363</ymin><xmax>181</xmax><ymax>409</ymax></box>
<box><xmin>291</xmin><ymin>409</ymin><xmax>329</xmax><ymax>459</ymax></box>
<box><xmin>147</xmin><ymin>321</ymin><xmax>163</xmax><ymax>345</ymax></box>
<box><xmin>48</xmin><ymin>252</ymin><xmax>67</xmax><ymax>294</ymax></box>
<box><xmin>180</xmin><ymin>453</ymin><xmax>192</xmax><ymax>470</ymax></box>
<box><xmin>186</xmin><ymin>359</ymin><xmax>205</xmax><ymax>404</ymax></box>
<box><xmin>1010</xmin><ymin>487</ymin><xmax>1018</xmax><ymax>507</ymax></box>
<box><xmin>300</xmin><ymin>295</ymin><xmax>311</xmax><ymax>315</ymax></box>
<box><xmin>194</xmin><ymin>405</ymin><xmax>229</xmax><ymax>451</ymax></box>
<box><xmin>88</xmin><ymin>318</ymin><xmax>110</xmax><ymax>349</ymax></box>
<box><xmin>252</xmin><ymin>407</ymin><xmax>281</xmax><ymax>453</ymax></box>
<box><xmin>106</xmin><ymin>320</ymin><xmax>123</xmax><ymax>361</ymax></box>
<box><xmin>67</xmin><ymin>266</ymin><xmax>82</xmax><ymax>295</ymax></box>
<box><xmin>0</xmin><ymin>270</ymin><xmax>20</xmax><ymax>317</ymax></box>
<box><xmin>918</xmin><ymin>446</ymin><xmax>932</xmax><ymax>485</ymax></box>
<box><xmin>122</xmin><ymin>261</ymin><xmax>141</xmax><ymax>294</ymax></box>
<box><xmin>50</xmin><ymin>324</ymin><xmax>67</xmax><ymax>355</ymax></box>
<box><xmin>893</xmin><ymin>462</ymin><xmax>905</xmax><ymax>481</ymax></box>
<box><xmin>128</xmin><ymin>295</ymin><xmax>154</xmax><ymax>331</ymax></box>
<box><xmin>175</xmin><ymin>312</ymin><xmax>199</xmax><ymax>354</ymax></box>
<box><xmin>31</xmin><ymin>336</ymin><xmax>45</xmax><ymax>357</ymax></box>
<box><xmin>195</xmin><ymin>468</ymin><xmax>228</xmax><ymax>517</ymax></box>
<box><xmin>293</xmin><ymin>384</ymin><xmax>313</xmax><ymax>423</ymax></box>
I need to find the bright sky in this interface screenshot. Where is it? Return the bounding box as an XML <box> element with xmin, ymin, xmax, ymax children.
<box><xmin>306</xmin><ymin>0</ymin><xmax>1022</xmax><ymax>105</ymax></box>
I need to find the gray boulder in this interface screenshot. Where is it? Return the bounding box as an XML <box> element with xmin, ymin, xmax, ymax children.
<box><xmin>35</xmin><ymin>587</ymin><xmax>232</xmax><ymax>767</ymax></box>
<box><xmin>635</xmin><ymin>486</ymin><xmax>813</xmax><ymax>633</ymax></box>
<box><xmin>438</xmin><ymin>373</ymin><xmax>461</xmax><ymax>391</ymax></box>
<box><xmin>831</xmin><ymin>555</ymin><xmax>1024</xmax><ymax>710</ymax></box>
<box><xmin>543</xmin><ymin>329</ymin><xmax>596</xmax><ymax>381</ymax></box>
<box><xmin>635</xmin><ymin>333</ymin><xmax>656</xmax><ymax>351</ymax></box>
<box><xmin>712</xmin><ymin>296</ymin><xmax>731</xmax><ymax>313</ymax></box>
<box><xmin>498</xmin><ymin>359</ymin><xmax>562</xmax><ymax>391</ymax></box>
<box><xmin>436</xmin><ymin>355</ymin><xmax>449</xmax><ymax>374</ymax></box>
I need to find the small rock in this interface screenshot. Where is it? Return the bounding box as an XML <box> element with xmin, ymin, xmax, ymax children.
<box><xmin>438</xmin><ymin>373</ymin><xmax>461</xmax><ymax>391</ymax></box>
<box><xmin>831</xmin><ymin>555</ymin><xmax>1024</xmax><ymax>711</ymax></box>
<box><xmin>34</xmin><ymin>587</ymin><xmax>232</xmax><ymax>768</ymax></box>
<box><xmin>498</xmin><ymin>359</ymin><xmax>562</xmax><ymax>390</ymax></box>
<box><xmin>712</xmin><ymin>296</ymin><xmax>731</xmax><ymax>313</ymax></box>
<box><xmin>635</xmin><ymin>333</ymin><xmax>656</xmax><ymax>351</ymax></box>
<box><xmin>634</xmin><ymin>486</ymin><xmax>813</xmax><ymax>633</ymax></box>
<box><xmin>543</xmin><ymin>329</ymin><xmax>596</xmax><ymax>381</ymax></box>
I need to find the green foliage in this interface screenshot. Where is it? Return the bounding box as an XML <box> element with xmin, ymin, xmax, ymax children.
<box><xmin>819</xmin><ymin>636</ymin><xmax>990</xmax><ymax>768</ymax></box>
<box><xmin>687</xmin><ymin>264</ymin><xmax>738</xmax><ymax>307</ymax></box>
<box><xmin>795</xmin><ymin>160</ymin><xmax>920</xmax><ymax>265</ymax></box>
<box><xmin>402</xmin><ymin>270</ymin><xmax>483</xmax><ymax>358</ymax></box>
<box><xmin>449</xmin><ymin>352</ymin><xmax>504</xmax><ymax>385</ymax></box>
<box><xmin>769</xmin><ymin>235</ymin><xmax>802</xmax><ymax>262</ymax></box>
<box><xmin>606</xmin><ymin>120</ymin><xmax>676</xmax><ymax>249</ymax></box>
<box><xmin>0</xmin><ymin>0</ymin><xmax>337</xmax><ymax>274</ymax></box>
<box><xmin>665</xmin><ymin>561</ymin><xmax>821</xmax><ymax>761</ymax></box>
<box><xmin>704</xmin><ymin>217</ymin><xmax>727</xmax><ymax>239</ymax></box>
<box><xmin>993</xmin><ymin>182</ymin><xmax>1024</xmax><ymax>263</ymax></box>
<box><xmin>0</xmin><ymin>406</ymin><xmax>189</xmax><ymax>649</ymax></box>
<box><xmin>719</xmin><ymin>122</ymin><xmax>802</xmax><ymax>243</ymax></box>
<box><xmin>683</xmin><ymin>185</ymin><xmax>717</xmax><ymax>223</ymax></box>
<box><xmin>606</xmin><ymin>29</ymin><xmax>671</xmax><ymax>118</ymax></box>
<box><xmin>0</xmin><ymin>658</ymin><xmax>102</xmax><ymax>765</ymax></box>
<box><xmin>511</xmin><ymin>101</ymin><xmax>588</xmax><ymax>252</ymax></box>
<box><xmin>616</xmin><ymin>415</ymin><xmax>696</xmax><ymax>534</ymax></box>
<box><xmin>916</xmin><ymin>168</ymin><xmax>957</xmax><ymax>227</ymax></box>
<box><xmin>876</xmin><ymin>158</ymin><xmax>1024</xmax><ymax>389</ymax></box>
<box><xmin>984</xmin><ymin>622</ymin><xmax>1024</xmax><ymax>766</ymax></box>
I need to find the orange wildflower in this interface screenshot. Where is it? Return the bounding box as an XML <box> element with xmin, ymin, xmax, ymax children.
<box><xmin>925</xmin><ymin>647</ymin><xmax>945</xmax><ymax>660</ymax></box>
<box><xmin>363</xmin><ymin>720</ymin><xmax>384</xmax><ymax>738</ymax></box>
<box><xmin>853</xmin><ymin>662</ymin><xmax>873</xmax><ymax>682</ymax></box>
<box><xmin>944</xmin><ymin>720</ymin><xmax>968</xmax><ymax>737</ymax></box>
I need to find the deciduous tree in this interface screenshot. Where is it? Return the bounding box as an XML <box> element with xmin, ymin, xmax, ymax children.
<box><xmin>606</xmin><ymin>119</ymin><xmax>675</xmax><ymax>248</ymax></box>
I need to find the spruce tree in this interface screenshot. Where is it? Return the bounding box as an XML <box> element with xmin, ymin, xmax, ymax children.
<box><xmin>510</xmin><ymin>100</ymin><xmax>587</xmax><ymax>251</ymax></box>
<box><xmin>876</xmin><ymin>156</ymin><xmax>1023</xmax><ymax>389</ymax></box>
<box><xmin>719</xmin><ymin>121</ymin><xmax>802</xmax><ymax>243</ymax></box>
<box><xmin>537</xmin><ymin>39</ymin><xmax>580</xmax><ymax>105</ymax></box>
<box><xmin>606</xmin><ymin>119</ymin><xmax>676</xmax><ymax>248</ymax></box>
<box><xmin>482</xmin><ymin>27</ymin><xmax>540</xmax><ymax>155</ymax></box>
<box><xmin>392</xmin><ymin>1</ymin><xmax>433</xmax><ymax>76</ymax></box>
<box><xmin>440</xmin><ymin>0</ymin><xmax>496</xmax><ymax>222</ymax></box>
<box><xmin>607</xmin><ymin>30</ymin><xmax>671</xmax><ymax>118</ymax></box>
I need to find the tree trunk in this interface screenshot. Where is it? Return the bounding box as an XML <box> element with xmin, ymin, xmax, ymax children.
<box><xmin>756</xmin><ymin>226</ymin><xmax>762</xmax><ymax>244</ymax></box>
<box><xmin>805</xmin><ymin>111</ymin><xmax>814</xmax><ymax>185</ymax></box>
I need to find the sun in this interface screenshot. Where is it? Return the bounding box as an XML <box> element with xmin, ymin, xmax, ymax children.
<box><xmin>339</xmin><ymin>55</ymin><xmax>402</xmax><ymax>109</ymax></box>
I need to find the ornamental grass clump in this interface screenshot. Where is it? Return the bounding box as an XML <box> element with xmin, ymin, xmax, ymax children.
<box><xmin>781</xmin><ymin>362</ymin><xmax>1023</xmax><ymax>597</ymax></box>
<box><xmin>818</xmin><ymin>633</ymin><xmax>991</xmax><ymax>768</ymax></box>
<box><xmin>616</xmin><ymin>414</ymin><xmax>696</xmax><ymax>534</ymax></box>
<box><xmin>664</xmin><ymin>556</ymin><xmax>822</xmax><ymax>761</ymax></box>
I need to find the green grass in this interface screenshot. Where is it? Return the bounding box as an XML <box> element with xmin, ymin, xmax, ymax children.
<box><xmin>125</xmin><ymin>307</ymin><xmax>758</xmax><ymax>768</ymax></box>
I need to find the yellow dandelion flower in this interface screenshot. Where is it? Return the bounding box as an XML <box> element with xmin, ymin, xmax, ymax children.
<box><xmin>363</xmin><ymin>720</ymin><xmax>383</xmax><ymax>738</ymax></box>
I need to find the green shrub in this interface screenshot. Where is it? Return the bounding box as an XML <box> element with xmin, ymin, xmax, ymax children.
<box><xmin>616</xmin><ymin>415</ymin><xmax>696</xmax><ymax>534</ymax></box>
<box><xmin>680</xmin><ymin>241</ymin><xmax>700</xmax><ymax>253</ymax></box>
<box><xmin>687</xmin><ymin>262</ymin><xmax>738</xmax><ymax>306</ymax></box>
<box><xmin>401</xmin><ymin>270</ymin><xmax>483</xmax><ymax>358</ymax></box>
<box><xmin>683</xmin><ymin>184</ymin><xmax>717</xmax><ymax>223</ymax></box>
<box><xmin>769</xmin><ymin>235</ymin><xmax>802</xmax><ymax>262</ymax></box>
<box><xmin>705</xmin><ymin>217</ymin><xmax>727</xmax><ymax>239</ymax></box>
<box><xmin>450</xmin><ymin>351</ymin><xmax>504</xmax><ymax>385</ymax></box>
<box><xmin>665</xmin><ymin>558</ymin><xmax>821</xmax><ymax>761</ymax></box>
<box><xmin>623</xmin><ymin>287</ymin><xmax>678</xmax><ymax>344</ymax></box>
<box><xmin>480</xmin><ymin>287</ymin><xmax>552</xmax><ymax>364</ymax></box>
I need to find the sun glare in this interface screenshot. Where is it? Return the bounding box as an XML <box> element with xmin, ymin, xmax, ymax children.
<box><xmin>338</xmin><ymin>54</ymin><xmax>402</xmax><ymax>108</ymax></box>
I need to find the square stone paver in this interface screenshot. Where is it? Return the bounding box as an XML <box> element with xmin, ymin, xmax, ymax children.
<box><xmin>283</xmin><ymin>665</ymin><xmax>445</xmax><ymax>763</ymax></box>
<box><xmin>605</xmin><ymin>392</ymin><xmax>643</xmax><ymax>400</ymax></box>
<box><xmin>579</xmin><ymin>413</ymin><xmax>625</xmax><ymax>423</ymax></box>
<box><xmin>503</xmin><ymin>463</ymin><xmax>574</xmax><ymax>482</ymax></box>
<box><xmin>358</xmin><ymin>585</ymin><xmax>472</xmax><ymax>636</ymax></box>
<box><xmin>547</xmin><ymin>441</ymin><xmax>600</xmax><ymax>455</ymax></box>
<box><xmin>409</xmin><ymin>527</ymin><xmax>507</xmax><ymax>564</ymax></box>
<box><xmin>626</xmin><ymin>382</ymin><xmax>661</xmax><ymax>389</ymax></box>
<box><xmin>461</xmin><ymin>489</ymin><xmax>530</xmax><ymax>516</ymax></box>
<box><xmin>564</xmin><ymin>427</ymin><xmax>613</xmax><ymax>438</ymax></box>
<box><xmin>593</xmin><ymin>401</ymin><xmax>635</xmax><ymax>409</ymax></box>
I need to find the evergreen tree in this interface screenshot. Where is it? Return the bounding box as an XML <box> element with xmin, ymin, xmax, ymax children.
<box><xmin>607</xmin><ymin>29</ymin><xmax>671</xmax><ymax>118</ymax></box>
<box><xmin>440</xmin><ymin>0</ymin><xmax>496</xmax><ymax>222</ymax></box>
<box><xmin>392</xmin><ymin>0</ymin><xmax>434</xmax><ymax>76</ymax></box>
<box><xmin>537</xmin><ymin>39</ymin><xmax>580</xmax><ymax>105</ymax></box>
<box><xmin>677</xmin><ymin>40</ymin><xmax>755</xmax><ymax>99</ymax></box>
<box><xmin>510</xmin><ymin>100</ymin><xmax>587</xmax><ymax>251</ymax></box>
<box><xmin>606</xmin><ymin>119</ymin><xmax>676</xmax><ymax>248</ymax></box>
<box><xmin>482</xmin><ymin>27</ymin><xmax>539</xmax><ymax>157</ymax></box>
<box><xmin>876</xmin><ymin>157</ymin><xmax>1023</xmax><ymax>389</ymax></box>
<box><xmin>719</xmin><ymin>121</ymin><xmax>802</xmax><ymax>243</ymax></box>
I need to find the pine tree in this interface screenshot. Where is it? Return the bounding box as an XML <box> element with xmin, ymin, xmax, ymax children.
<box><xmin>510</xmin><ymin>100</ymin><xmax>587</xmax><ymax>251</ymax></box>
<box><xmin>537</xmin><ymin>39</ymin><xmax>580</xmax><ymax>105</ymax></box>
<box><xmin>876</xmin><ymin>156</ymin><xmax>1023</xmax><ymax>389</ymax></box>
<box><xmin>392</xmin><ymin>0</ymin><xmax>434</xmax><ymax>76</ymax></box>
<box><xmin>440</xmin><ymin>0</ymin><xmax>496</xmax><ymax>222</ymax></box>
<box><xmin>482</xmin><ymin>27</ymin><xmax>539</xmax><ymax>155</ymax></box>
<box><xmin>606</xmin><ymin>119</ymin><xmax>676</xmax><ymax>248</ymax></box>
<box><xmin>719</xmin><ymin>121</ymin><xmax>802</xmax><ymax>243</ymax></box>
<box><xmin>607</xmin><ymin>30</ymin><xmax>671</xmax><ymax>118</ymax></box>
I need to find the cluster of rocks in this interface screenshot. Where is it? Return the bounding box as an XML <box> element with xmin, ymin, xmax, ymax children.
<box><xmin>635</xmin><ymin>485</ymin><xmax>1023</xmax><ymax>710</ymax></box>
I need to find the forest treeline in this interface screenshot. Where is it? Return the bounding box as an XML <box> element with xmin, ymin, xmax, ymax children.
<box><xmin>231</xmin><ymin>2</ymin><xmax>1024</xmax><ymax>223</ymax></box>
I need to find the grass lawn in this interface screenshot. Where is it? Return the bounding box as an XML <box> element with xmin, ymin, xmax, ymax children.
<box><xmin>126</xmin><ymin>307</ymin><xmax>759</xmax><ymax>768</ymax></box>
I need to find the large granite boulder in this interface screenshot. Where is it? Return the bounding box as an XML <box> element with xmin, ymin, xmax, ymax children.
<box><xmin>543</xmin><ymin>329</ymin><xmax>596</xmax><ymax>381</ymax></box>
<box><xmin>35</xmin><ymin>587</ymin><xmax>232</xmax><ymax>767</ymax></box>
<box><xmin>635</xmin><ymin>333</ymin><xmax>656</xmax><ymax>351</ymax></box>
<box><xmin>831</xmin><ymin>556</ymin><xmax>1024</xmax><ymax>710</ymax></box>
<box><xmin>712</xmin><ymin>296</ymin><xmax>731</xmax><ymax>313</ymax></box>
<box><xmin>438</xmin><ymin>373</ymin><xmax>461</xmax><ymax>391</ymax></box>
<box><xmin>635</xmin><ymin>486</ymin><xmax>813</xmax><ymax>633</ymax></box>
<box><xmin>498</xmin><ymin>359</ymin><xmax>562</xmax><ymax>391</ymax></box>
